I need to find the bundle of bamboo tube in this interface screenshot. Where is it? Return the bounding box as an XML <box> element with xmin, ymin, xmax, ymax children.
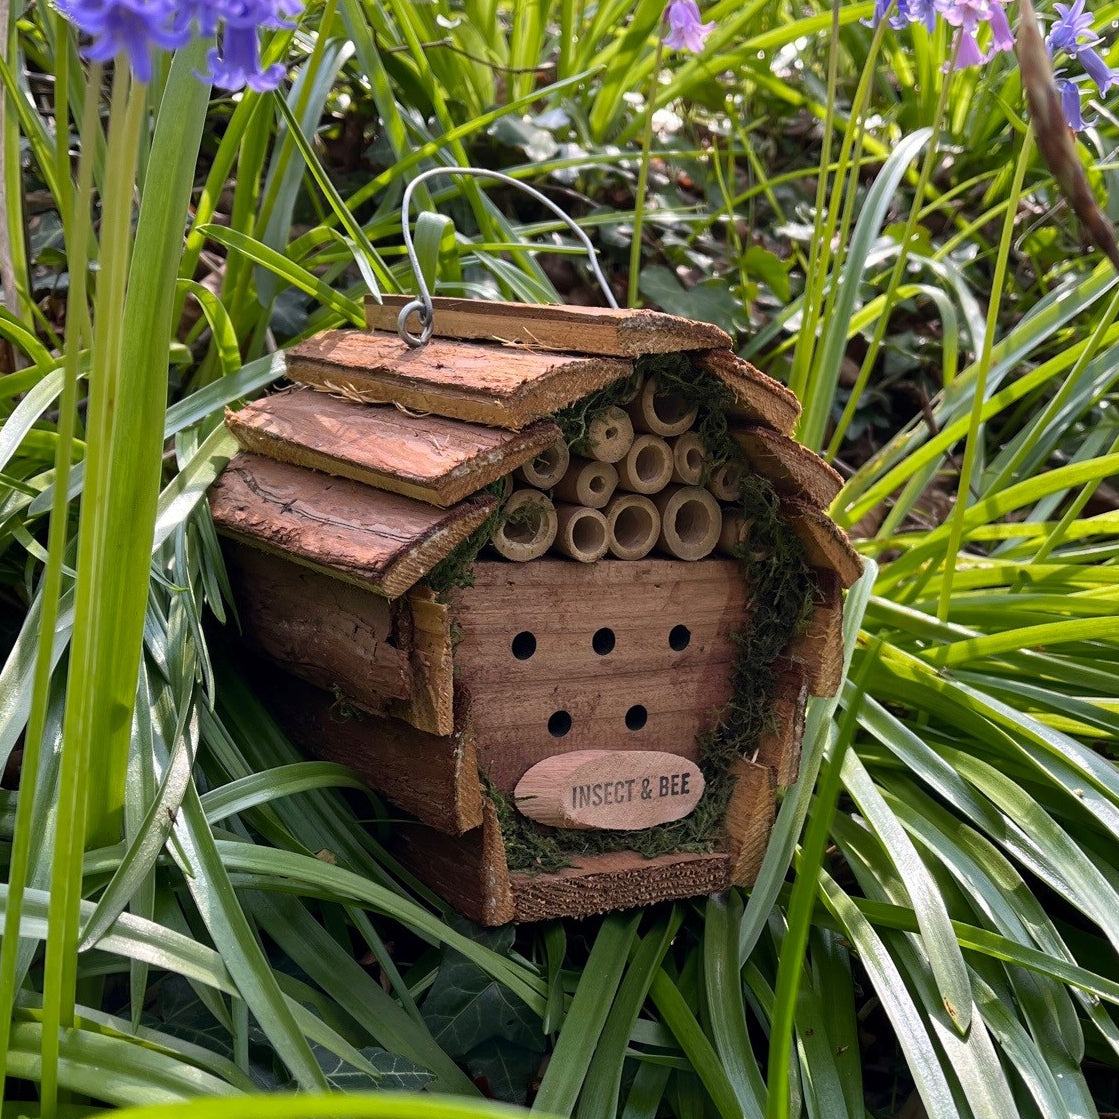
<box><xmin>490</xmin><ymin>374</ymin><xmax>752</xmax><ymax>564</ymax></box>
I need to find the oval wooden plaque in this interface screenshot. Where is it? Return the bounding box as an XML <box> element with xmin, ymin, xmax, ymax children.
<box><xmin>514</xmin><ymin>750</ymin><xmax>705</xmax><ymax>831</ymax></box>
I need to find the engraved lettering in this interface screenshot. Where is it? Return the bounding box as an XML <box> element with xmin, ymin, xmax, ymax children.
<box><xmin>659</xmin><ymin>775</ymin><xmax>669</xmax><ymax>796</ymax></box>
<box><xmin>592</xmin><ymin>783</ymin><xmax>603</xmax><ymax>806</ymax></box>
<box><xmin>680</xmin><ymin>772</ymin><xmax>690</xmax><ymax>795</ymax></box>
<box><xmin>603</xmin><ymin>782</ymin><xmax>614</xmax><ymax>805</ymax></box>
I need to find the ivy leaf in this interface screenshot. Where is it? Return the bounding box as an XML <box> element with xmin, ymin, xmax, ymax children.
<box><xmin>638</xmin><ymin>266</ymin><xmax>743</xmax><ymax>335</ymax></box>
<box><xmin>311</xmin><ymin>1043</ymin><xmax>435</xmax><ymax>1091</ymax></box>
<box><xmin>465</xmin><ymin>1037</ymin><xmax>544</xmax><ymax>1105</ymax></box>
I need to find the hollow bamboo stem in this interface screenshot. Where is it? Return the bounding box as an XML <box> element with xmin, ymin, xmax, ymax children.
<box><xmin>515</xmin><ymin>437</ymin><xmax>570</xmax><ymax>489</ymax></box>
<box><xmin>584</xmin><ymin>405</ymin><xmax>635</xmax><ymax>464</ymax></box>
<box><xmin>554</xmin><ymin>503</ymin><xmax>610</xmax><ymax>563</ymax></box>
<box><xmin>627</xmin><ymin>376</ymin><xmax>698</xmax><ymax>437</ymax></box>
<box><xmin>670</xmin><ymin>431</ymin><xmax>706</xmax><ymax>485</ymax></box>
<box><xmin>604</xmin><ymin>493</ymin><xmax>660</xmax><ymax>560</ymax></box>
<box><xmin>707</xmin><ymin>459</ymin><xmax>746</xmax><ymax>502</ymax></box>
<box><xmin>553</xmin><ymin>457</ymin><xmax>619</xmax><ymax>509</ymax></box>
<box><xmin>616</xmin><ymin>434</ymin><xmax>673</xmax><ymax>495</ymax></box>
<box><xmin>716</xmin><ymin>510</ymin><xmax>750</xmax><ymax>556</ymax></box>
<box><xmin>491</xmin><ymin>489</ymin><xmax>558</xmax><ymax>561</ymax></box>
<box><xmin>653</xmin><ymin>485</ymin><xmax>722</xmax><ymax>561</ymax></box>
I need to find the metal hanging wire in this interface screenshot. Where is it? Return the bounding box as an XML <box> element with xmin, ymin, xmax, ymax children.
<box><xmin>396</xmin><ymin>166</ymin><xmax>619</xmax><ymax>348</ymax></box>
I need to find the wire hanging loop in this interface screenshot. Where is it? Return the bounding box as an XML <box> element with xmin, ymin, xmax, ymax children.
<box><xmin>397</xmin><ymin>166</ymin><xmax>619</xmax><ymax>348</ymax></box>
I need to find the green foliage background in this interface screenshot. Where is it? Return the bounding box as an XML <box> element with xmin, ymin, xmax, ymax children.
<box><xmin>3</xmin><ymin>1</ymin><xmax>1119</xmax><ymax>1117</ymax></box>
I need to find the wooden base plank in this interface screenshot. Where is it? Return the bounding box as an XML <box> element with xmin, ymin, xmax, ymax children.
<box><xmin>264</xmin><ymin>670</ymin><xmax>483</xmax><ymax>836</ymax></box>
<box><xmin>698</xmin><ymin>349</ymin><xmax>801</xmax><ymax>436</ymax></box>
<box><xmin>451</xmin><ymin>560</ymin><xmax>750</xmax><ymax>790</ymax></box>
<box><xmin>226</xmin><ymin>389</ymin><xmax>561</xmax><ymax>508</ymax></box>
<box><xmin>209</xmin><ymin>452</ymin><xmax>497</xmax><ymax>599</ymax></box>
<box><xmin>781</xmin><ymin>498</ymin><xmax>864</xmax><ymax>589</ymax></box>
<box><xmin>731</xmin><ymin>424</ymin><xmax>844</xmax><ymax>509</ymax></box>
<box><xmin>287</xmin><ymin>330</ymin><xmax>631</xmax><ymax>430</ymax></box>
<box><xmin>365</xmin><ymin>295</ymin><xmax>733</xmax><ymax>356</ymax></box>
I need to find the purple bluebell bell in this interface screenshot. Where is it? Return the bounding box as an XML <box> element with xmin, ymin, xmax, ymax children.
<box><xmin>200</xmin><ymin>0</ymin><xmax>298</xmax><ymax>90</ymax></box>
<box><xmin>1045</xmin><ymin>0</ymin><xmax>1119</xmax><ymax>127</ymax></box>
<box><xmin>935</xmin><ymin>0</ymin><xmax>1015</xmax><ymax>68</ymax></box>
<box><xmin>57</xmin><ymin>0</ymin><xmax>185</xmax><ymax>82</ymax></box>
<box><xmin>663</xmin><ymin>0</ymin><xmax>715</xmax><ymax>53</ymax></box>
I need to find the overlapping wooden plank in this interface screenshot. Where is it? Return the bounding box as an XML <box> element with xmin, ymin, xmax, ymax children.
<box><xmin>698</xmin><ymin>349</ymin><xmax>801</xmax><ymax>436</ymax></box>
<box><xmin>287</xmin><ymin>330</ymin><xmax>631</xmax><ymax>429</ymax></box>
<box><xmin>365</xmin><ymin>295</ymin><xmax>734</xmax><ymax>356</ymax></box>
<box><xmin>785</xmin><ymin>571</ymin><xmax>844</xmax><ymax>697</ymax></box>
<box><xmin>724</xmin><ymin>759</ymin><xmax>776</xmax><ymax>885</ymax></box>
<box><xmin>731</xmin><ymin>423</ymin><xmax>843</xmax><ymax>508</ymax></box>
<box><xmin>781</xmin><ymin>497</ymin><xmax>864</xmax><ymax>588</ymax></box>
<box><xmin>209</xmin><ymin>452</ymin><xmax>496</xmax><ymax>599</ymax></box>
<box><xmin>752</xmin><ymin>661</ymin><xmax>809</xmax><ymax>786</ymax></box>
<box><xmin>226</xmin><ymin>389</ymin><xmax>562</xmax><ymax>507</ymax></box>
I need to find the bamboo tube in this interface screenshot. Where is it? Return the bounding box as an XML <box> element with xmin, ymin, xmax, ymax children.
<box><xmin>491</xmin><ymin>489</ymin><xmax>558</xmax><ymax>561</ymax></box>
<box><xmin>653</xmin><ymin>485</ymin><xmax>722</xmax><ymax>561</ymax></box>
<box><xmin>515</xmin><ymin>437</ymin><xmax>570</xmax><ymax>489</ymax></box>
<box><xmin>671</xmin><ymin>431</ymin><xmax>706</xmax><ymax>485</ymax></box>
<box><xmin>616</xmin><ymin>434</ymin><xmax>674</xmax><ymax>495</ymax></box>
<box><xmin>716</xmin><ymin>510</ymin><xmax>750</xmax><ymax>556</ymax></box>
<box><xmin>707</xmin><ymin>459</ymin><xmax>746</xmax><ymax>502</ymax></box>
<box><xmin>554</xmin><ymin>504</ymin><xmax>610</xmax><ymax>563</ymax></box>
<box><xmin>583</xmin><ymin>406</ymin><xmax>635</xmax><ymax>464</ymax></box>
<box><xmin>627</xmin><ymin>376</ymin><xmax>698</xmax><ymax>437</ymax></box>
<box><xmin>611</xmin><ymin>372</ymin><xmax>644</xmax><ymax>406</ymax></box>
<box><xmin>604</xmin><ymin>494</ymin><xmax>660</xmax><ymax>560</ymax></box>
<box><xmin>553</xmin><ymin>457</ymin><xmax>619</xmax><ymax>509</ymax></box>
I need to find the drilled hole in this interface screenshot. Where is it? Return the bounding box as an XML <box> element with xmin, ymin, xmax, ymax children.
<box><xmin>669</xmin><ymin>624</ymin><xmax>691</xmax><ymax>651</ymax></box>
<box><xmin>511</xmin><ymin>631</ymin><xmax>537</xmax><ymax>660</ymax></box>
<box><xmin>652</xmin><ymin>391</ymin><xmax>691</xmax><ymax>425</ymax></box>
<box><xmin>592</xmin><ymin>627</ymin><xmax>615</xmax><ymax>655</ymax></box>
<box><xmin>635</xmin><ymin>444</ymin><xmax>662</xmax><ymax>483</ymax></box>
<box><xmin>625</xmin><ymin>704</ymin><xmax>648</xmax><ymax>731</ymax></box>
<box><xmin>589</xmin><ymin>475</ymin><xmax>606</xmax><ymax>493</ymax></box>
<box><xmin>548</xmin><ymin>710</ymin><xmax>573</xmax><ymax>737</ymax></box>
<box><xmin>604</xmin><ymin>426</ymin><xmax>619</xmax><ymax>441</ymax></box>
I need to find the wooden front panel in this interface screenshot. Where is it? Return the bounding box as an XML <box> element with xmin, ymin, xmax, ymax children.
<box><xmin>451</xmin><ymin>559</ymin><xmax>751</xmax><ymax>791</ymax></box>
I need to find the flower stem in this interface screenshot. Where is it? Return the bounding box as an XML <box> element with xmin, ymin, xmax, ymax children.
<box><xmin>628</xmin><ymin>32</ymin><xmax>665</xmax><ymax>309</ymax></box>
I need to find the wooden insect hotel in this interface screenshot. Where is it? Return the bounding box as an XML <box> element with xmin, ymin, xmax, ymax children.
<box><xmin>208</xmin><ymin>296</ymin><xmax>862</xmax><ymax>924</ymax></box>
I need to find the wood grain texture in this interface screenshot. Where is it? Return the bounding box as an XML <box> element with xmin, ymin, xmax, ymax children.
<box><xmin>262</xmin><ymin>669</ymin><xmax>483</xmax><ymax>835</ymax></box>
<box><xmin>209</xmin><ymin>452</ymin><xmax>496</xmax><ymax>599</ymax></box>
<box><xmin>753</xmin><ymin>660</ymin><xmax>810</xmax><ymax>787</ymax></box>
<box><xmin>392</xmin><ymin>798</ymin><xmax>515</xmax><ymax>925</ymax></box>
<box><xmin>731</xmin><ymin>424</ymin><xmax>844</xmax><ymax>508</ymax></box>
<box><xmin>365</xmin><ymin>295</ymin><xmax>734</xmax><ymax>356</ymax></box>
<box><xmin>510</xmin><ymin>851</ymin><xmax>732</xmax><ymax>923</ymax></box>
<box><xmin>785</xmin><ymin>571</ymin><xmax>844</xmax><ymax>697</ymax></box>
<box><xmin>724</xmin><ymin>759</ymin><xmax>775</xmax><ymax>886</ymax></box>
<box><xmin>781</xmin><ymin>497</ymin><xmax>864</xmax><ymax>588</ymax></box>
<box><xmin>287</xmin><ymin>329</ymin><xmax>632</xmax><ymax>429</ymax></box>
<box><xmin>698</xmin><ymin>349</ymin><xmax>801</xmax><ymax>436</ymax></box>
<box><xmin>225</xmin><ymin>389</ymin><xmax>561</xmax><ymax>507</ymax></box>
<box><xmin>450</xmin><ymin>559</ymin><xmax>750</xmax><ymax>790</ymax></box>
<box><xmin>223</xmin><ymin>541</ymin><xmax>409</xmax><ymax>702</ymax></box>
<box><xmin>514</xmin><ymin>750</ymin><xmax>704</xmax><ymax>830</ymax></box>
<box><xmin>224</xmin><ymin>544</ymin><xmax>454</xmax><ymax>734</ymax></box>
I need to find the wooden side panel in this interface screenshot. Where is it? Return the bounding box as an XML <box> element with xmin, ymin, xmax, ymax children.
<box><xmin>731</xmin><ymin>424</ymin><xmax>844</xmax><ymax>508</ymax></box>
<box><xmin>753</xmin><ymin>659</ymin><xmax>810</xmax><ymax>787</ymax></box>
<box><xmin>781</xmin><ymin>498</ymin><xmax>864</xmax><ymax>589</ymax></box>
<box><xmin>698</xmin><ymin>349</ymin><xmax>801</xmax><ymax>436</ymax></box>
<box><xmin>365</xmin><ymin>295</ymin><xmax>733</xmax><ymax>356</ymax></box>
<box><xmin>785</xmin><ymin>571</ymin><xmax>844</xmax><ymax>697</ymax></box>
<box><xmin>224</xmin><ymin>544</ymin><xmax>454</xmax><ymax>735</ymax></box>
<box><xmin>510</xmin><ymin>851</ymin><xmax>732</xmax><ymax>923</ymax></box>
<box><xmin>226</xmin><ymin>390</ymin><xmax>561</xmax><ymax>508</ymax></box>
<box><xmin>725</xmin><ymin>759</ymin><xmax>775</xmax><ymax>886</ymax></box>
<box><xmin>451</xmin><ymin>560</ymin><xmax>751</xmax><ymax>791</ymax></box>
<box><xmin>392</xmin><ymin>799</ymin><xmax>515</xmax><ymax>925</ymax></box>
<box><xmin>209</xmin><ymin>452</ymin><xmax>497</xmax><ymax>599</ymax></box>
<box><xmin>263</xmin><ymin>670</ymin><xmax>483</xmax><ymax>835</ymax></box>
<box><xmin>224</xmin><ymin>541</ymin><xmax>410</xmax><ymax>701</ymax></box>
<box><xmin>287</xmin><ymin>330</ymin><xmax>632</xmax><ymax>429</ymax></box>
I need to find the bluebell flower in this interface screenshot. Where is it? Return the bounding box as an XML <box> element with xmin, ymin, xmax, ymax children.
<box><xmin>59</xmin><ymin>0</ymin><xmax>302</xmax><ymax>89</ymax></box>
<box><xmin>936</xmin><ymin>0</ymin><xmax>1015</xmax><ymax>68</ymax></box>
<box><xmin>1045</xmin><ymin>0</ymin><xmax>1119</xmax><ymax>127</ymax></box>
<box><xmin>663</xmin><ymin>0</ymin><xmax>714</xmax><ymax>53</ymax></box>
<box><xmin>57</xmin><ymin>0</ymin><xmax>186</xmax><ymax>82</ymax></box>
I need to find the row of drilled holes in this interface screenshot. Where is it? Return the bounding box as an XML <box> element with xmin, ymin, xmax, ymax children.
<box><xmin>547</xmin><ymin>705</ymin><xmax>647</xmax><ymax>737</ymax></box>
<box><xmin>511</xmin><ymin>625</ymin><xmax>691</xmax><ymax>661</ymax></box>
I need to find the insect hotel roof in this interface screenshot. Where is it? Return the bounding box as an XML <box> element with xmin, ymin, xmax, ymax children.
<box><xmin>208</xmin><ymin>295</ymin><xmax>861</xmax><ymax>924</ymax></box>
